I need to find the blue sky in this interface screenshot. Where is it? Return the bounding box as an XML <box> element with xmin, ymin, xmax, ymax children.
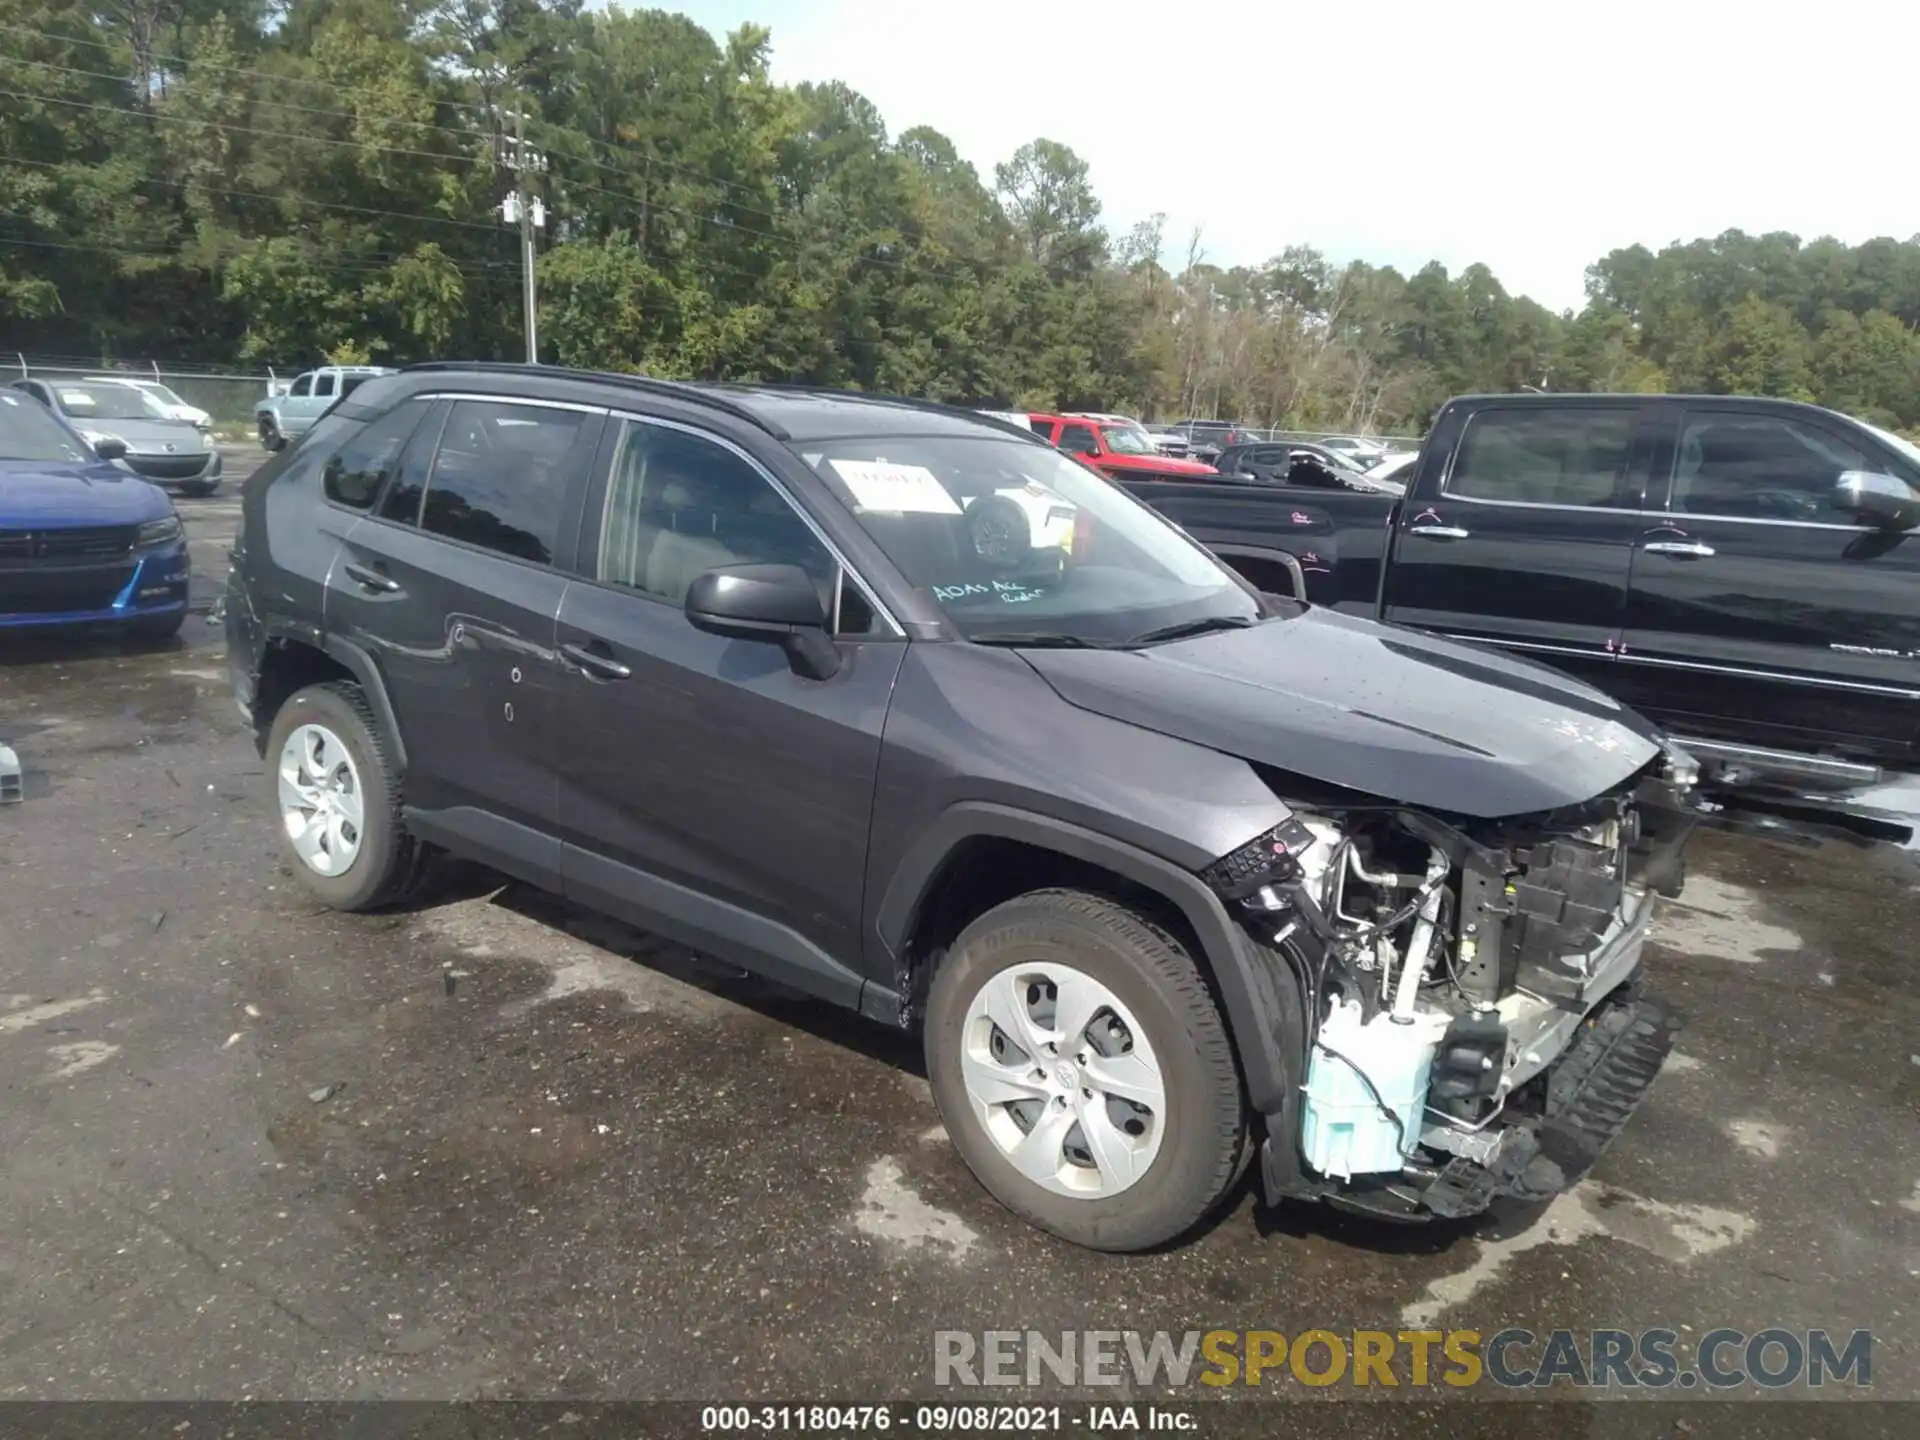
<box><xmin>668</xmin><ymin>0</ymin><xmax>1916</xmax><ymax>314</ymax></box>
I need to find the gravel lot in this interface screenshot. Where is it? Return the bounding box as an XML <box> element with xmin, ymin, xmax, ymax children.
<box><xmin>1</xmin><ymin>451</ymin><xmax>1914</xmax><ymax>1422</ymax></box>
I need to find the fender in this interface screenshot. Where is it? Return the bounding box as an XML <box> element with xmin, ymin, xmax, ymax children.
<box><xmin>874</xmin><ymin>801</ymin><xmax>1298</xmax><ymax>1115</ymax></box>
<box><xmin>319</xmin><ymin>634</ymin><xmax>408</xmax><ymax>774</ymax></box>
<box><xmin>259</xmin><ymin>617</ymin><xmax>410</xmax><ymax>775</ymax></box>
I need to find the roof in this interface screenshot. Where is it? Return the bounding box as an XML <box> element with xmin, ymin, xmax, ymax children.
<box><xmin>1444</xmin><ymin>391</ymin><xmax>1856</xmax><ymax>424</ymax></box>
<box><xmin>391</xmin><ymin>363</ymin><xmax>1045</xmax><ymax>445</ymax></box>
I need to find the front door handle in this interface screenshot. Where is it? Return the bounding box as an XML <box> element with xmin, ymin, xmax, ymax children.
<box><xmin>343</xmin><ymin>562</ymin><xmax>401</xmax><ymax>593</ymax></box>
<box><xmin>1641</xmin><ymin>540</ymin><xmax>1716</xmax><ymax>559</ymax></box>
<box><xmin>561</xmin><ymin>641</ymin><xmax>632</xmax><ymax>681</ymax></box>
<box><xmin>1408</xmin><ymin>524</ymin><xmax>1471</xmax><ymax>540</ymax></box>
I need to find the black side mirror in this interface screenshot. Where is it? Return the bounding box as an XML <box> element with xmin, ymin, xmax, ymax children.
<box><xmin>1835</xmin><ymin>471</ymin><xmax>1920</xmax><ymax>530</ymax></box>
<box><xmin>685</xmin><ymin>562</ymin><xmax>840</xmax><ymax>680</ymax></box>
<box><xmin>93</xmin><ymin>437</ymin><xmax>128</xmax><ymax>461</ymax></box>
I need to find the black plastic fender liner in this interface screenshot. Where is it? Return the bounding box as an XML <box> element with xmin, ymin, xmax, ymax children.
<box><xmin>874</xmin><ymin>802</ymin><xmax>1303</xmax><ymax>1117</ymax></box>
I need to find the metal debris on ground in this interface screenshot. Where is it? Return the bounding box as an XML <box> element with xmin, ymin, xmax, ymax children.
<box><xmin>308</xmin><ymin>1082</ymin><xmax>345</xmax><ymax>1104</ymax></box>
<box><xmin>1</xmin><ymin>743</ymin><xmax>21</xmax><ymax>803</ymax></box>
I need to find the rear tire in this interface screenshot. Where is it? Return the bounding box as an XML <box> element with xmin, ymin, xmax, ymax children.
<box><xmin>925</xmin><ymin>888</ymin><xmax>1246</xmax><ymax>1251</ymax></box>
<box><xmin>265</xmin><ymin>682</ymin><xmax>422</xmax><ymax>912</ymax></box>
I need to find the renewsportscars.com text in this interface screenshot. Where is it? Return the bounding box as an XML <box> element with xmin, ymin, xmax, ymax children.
<box><xmin>934</xmin><ymin>1328</ymin><xmax>1873</xmax><ymax>1390</ymax></box>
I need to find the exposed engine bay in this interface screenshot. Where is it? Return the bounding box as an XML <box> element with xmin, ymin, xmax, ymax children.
<box><xmin>1203</xmin><ymin>744</ymin><xmax>1703</xmax><ymax>1220</ymax></box>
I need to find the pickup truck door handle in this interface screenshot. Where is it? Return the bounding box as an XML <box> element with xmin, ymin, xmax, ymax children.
<box><xmin>343</xmin><ymin>562</ymin><xmax>401</xmax><ymax>593</ymax></box>
<box><xmin>561</xmin><ymin>641</ymin><xmax>633</xmax><ymax>681</ymax></box>
<box><xmin>1408</xmin><ymin>524</ymin><xmax>1471</xmax><ymax>540</ymax></box>
<box><xmin>1640</xmin><ymin>540</ymin><xmax>1716</xmax><ymax>559</ymax></box>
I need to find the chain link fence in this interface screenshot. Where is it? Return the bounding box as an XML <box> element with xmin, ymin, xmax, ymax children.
<box><xmin>4</xmin><ymin>354</ymin><xmax>288</xmax><ymax>436</ymax></box>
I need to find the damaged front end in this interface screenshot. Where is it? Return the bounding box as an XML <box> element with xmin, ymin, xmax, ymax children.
<box><xmin>1203</xmin><ymin>743</ymin><xmax>1703</xmax><ymax>1221</ymax></box>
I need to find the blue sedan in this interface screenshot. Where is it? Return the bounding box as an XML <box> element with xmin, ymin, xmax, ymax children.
<box><xmin>0</xmin><ymin>388</ymin><xmax>190</xmax><ymax>639</ymax></box>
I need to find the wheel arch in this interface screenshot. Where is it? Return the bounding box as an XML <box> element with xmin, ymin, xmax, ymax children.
<box><xmin>253</xmin><ymin>627</ymin><xmax>408</xmax><ymax>774</ymax></box>
<box><xmin>873</xmin><ymin>802</ymin><xmax>1297</xmax><ymax>1115</ymax></box>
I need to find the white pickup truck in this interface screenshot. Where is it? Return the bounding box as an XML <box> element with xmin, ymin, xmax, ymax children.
<box><xmin>254</xmin><ymin>366</ymin><xmax>395</xmax><ymax>451</ymax></box>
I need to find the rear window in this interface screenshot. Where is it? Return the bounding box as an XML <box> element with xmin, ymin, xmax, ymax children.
<box><xmin>1448</xmin><ymin>409</ymin><xmax>1636</xmax><ymax>506</ymax></box>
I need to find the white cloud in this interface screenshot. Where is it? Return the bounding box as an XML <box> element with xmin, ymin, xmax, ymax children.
<box><xmin>672</xmin><ymin>0</ymin><xmax>1919</xmax><ymax>312</ymax></box>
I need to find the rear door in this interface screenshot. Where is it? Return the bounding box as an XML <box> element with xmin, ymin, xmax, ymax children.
<box><xmin>1380</xmin><ymin>401</ymin><xmax>1654</xmax><ymax>683</ymax></box>
<box><xmin>1617</xmin><ymin>405</ymin><xmax>1920</xmax><ymax>761</ymax></box>
<box><xmin>327</xmin><ymin>395</ymin><xmax>605</xmax><ymax>886</ymax></box>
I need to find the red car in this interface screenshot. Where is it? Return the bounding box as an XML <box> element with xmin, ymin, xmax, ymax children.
<box><xmin>1028</xmin><ymin>413</ymin><xmax>1219</xmax><ymax>481</ymax></box>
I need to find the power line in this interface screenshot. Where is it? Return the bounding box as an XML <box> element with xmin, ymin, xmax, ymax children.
<box><xmin>5</xmin><ymin>154</ymin><xmax>505</xmax><ymax>236</ymax></box>
<box><xmin>0</xmin><ymin>233</ymin><xmax>521</xmax><ymax>283</ymax></box>
<box><xmin>0</xmin><ymin>85</ymin><xmax>484</xmax><ymax>165</ymax></box>
<box><xmin>6</xmin><ymin>52</ymin><xmax>506</xmax><ymax>151</ymax></box>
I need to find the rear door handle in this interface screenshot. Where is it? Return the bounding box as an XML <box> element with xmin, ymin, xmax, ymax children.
<box><xmin>1641</xmin><ymin>540</ymin><xmax>1716</xmax><ymax>558</ymax></box>
<box><xmin>561</xmin><ymin>641</ymin><xmax>632</xmax><ymax>681</ymax></box>
<box><xmin>343</xmin><ymin>562</ymin><xmax>401</xmax><ymax>593</ymax></box>
<box><xmin>1408</xmin><ymin>524</ymin><xmax>1471</xmax><ymax>540</ymax></box>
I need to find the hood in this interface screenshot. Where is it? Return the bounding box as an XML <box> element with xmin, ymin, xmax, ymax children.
<box><xmin>1099</xmin><ymin>454</ymin><xmax>1218</xmax><ymax>477</ymax></box>
<box><xmin>0</xmin><ymin>460</ymin><xmax>173</xmax><ymax>526</ymax></box>
<box><xmin>1020</xmin><ymin>607</ymin><xmax>1663</xmax><ymax>818</ymax></box>
<box><xmin>79</xmin><ymin>418</ymin><xmax>207</xmax><ymax>453</ymax></box>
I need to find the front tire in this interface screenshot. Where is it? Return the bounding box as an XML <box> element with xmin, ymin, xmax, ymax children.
<box><xmin>258</xmin><ymin>416</ymin><xmax>285</xmax><ymax>452</ymax></box>
<box><xmin>925</xmin><ymin>889</ymin><xmax>1246</xmax><ymax>1251</ymax></box>
<box><xmin>265</xmin><ymin>682</ymin><xmax>421</xmax><ymax>911</ymax></box>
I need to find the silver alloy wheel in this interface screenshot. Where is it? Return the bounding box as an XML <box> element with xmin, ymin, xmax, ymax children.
<box><xmin>959</xmin><ymin>962</ymin><xmax>1168</xmax><ymax>1199</ymax></box>
<box><xmin>277</xmin><ymin>722</ymin><xmax>365</xmax><ymax>878</ymax></box>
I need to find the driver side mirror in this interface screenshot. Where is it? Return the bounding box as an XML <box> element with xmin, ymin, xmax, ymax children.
<box><xmin>685</xmin><ymin>562</ymin><xmax>841</xmax><ymax>680</ymax></box>
<box><xmin>1835</xmin><ymin>471</ymin><xmax>1920</xmax><ymax>530</ymax></box>
<box><xmin>93</xmin><ymin>437</ymin><xmax>128</xmax><ymax>462</ymax></box>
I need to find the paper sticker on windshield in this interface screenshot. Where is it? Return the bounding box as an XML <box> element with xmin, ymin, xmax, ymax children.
<box><xmin>57</xmin><ymin>390</ymin><xmax>95</xmax><ymax>406</ymax></box>
<box><xmin>830</xmin><ymin>460</ymin><xmax>962</xmax><ymax>515</ymax></box>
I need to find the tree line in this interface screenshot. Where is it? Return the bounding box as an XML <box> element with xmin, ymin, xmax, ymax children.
<box><xmin>6</xmin><ymin>0</ymin><xmax>1920</xmax><ymax>436</ymax></box>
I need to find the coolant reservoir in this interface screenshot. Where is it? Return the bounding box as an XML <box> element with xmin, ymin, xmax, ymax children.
<box><xmin>1301</xmin><ymin>1001</ymin><xmax>1446</xmax><ymax>1179</ymax></box>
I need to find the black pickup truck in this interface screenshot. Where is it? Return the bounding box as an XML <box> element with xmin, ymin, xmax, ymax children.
<box><xmin>1122</xmin><ymin>392</ymin><xmax>1920</xmax><ymax>797</ymax></box>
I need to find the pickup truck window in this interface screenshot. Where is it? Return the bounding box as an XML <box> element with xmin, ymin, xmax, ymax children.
<box><xmin>1058</xmin><ymin>424</ymin><xmax>1099</xmax><ymax>456</ymax></box>
<box><xmin>1449</xmin><ymin>409</ymin><xmax>1635</xmax><ymax>507</ymax></box>
<box><xmin>313</xmin><ymin>372</ymin><xmax>337</xmax><ymax>399</ymax></box>
<box><xmin>289</xmin><ymin>374</ymin><xmax>313</xmax><ymax>398</ymax></box>
<box><xmin>1670</xmin><ymin>414</ymin><xmax>1868</xmax><ymax>523</ymax></box>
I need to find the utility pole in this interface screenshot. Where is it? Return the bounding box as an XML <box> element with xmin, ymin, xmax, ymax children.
<box><xmin>496</xmin><ymin>107</ymin><xmax>548</xmax><ymax>364</ymax></box>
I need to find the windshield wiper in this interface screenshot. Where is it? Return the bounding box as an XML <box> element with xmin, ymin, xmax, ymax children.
<box><xmin>1123</xmin><ymin>615</ymin><xmax>1259</xmax><ymax>648</ymax></box>
<box><xmin>969</xmin><ymin>631</ymin><xmax>1119</xmax><ymax>649</ymax></box>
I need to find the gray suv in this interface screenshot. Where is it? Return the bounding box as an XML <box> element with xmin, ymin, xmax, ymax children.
<box><xmin>225</xmin><ymin>363</ymin><xmax>1700</xmax><ymax>1251</ymax></box>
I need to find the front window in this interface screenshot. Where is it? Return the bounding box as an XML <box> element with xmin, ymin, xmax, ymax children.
<box><xmin>796</xmin><ymin>436</ymin><xmax>1256</xmax><ymax>644</ymax></box>
<box><xmin>0</xmin><ymin>391</ymin><xmax>92</xmax><ymax>463</ymax></box>
<box><xmin>1102</xmin><ymin>425</ymin><xmax>1158</xmax><ymax>456</ymax></box>
<box><xmin>50</xmin><ymin>384</ymin><xmax>165</xmax><ymax>422</ymax></box>
<box><xmin>138</xmin><ymin>383</ymin><xmax>189</xmax><ymax>408</ymax></box>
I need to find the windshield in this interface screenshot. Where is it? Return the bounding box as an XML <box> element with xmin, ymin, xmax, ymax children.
<box><xmin>796</xmin><ymin>435</ymin><xmax>1257</xmax><ymax>643</ymax></box>
<box><xmin>1102</xmin><ymin>425</ymin><xmax>1158</xmax><ymax>456</ymax></box>
<box><xmin>137</xmin><ymin>382</ymin><xmax>189</xmax><ymax>408</ymax></box>
<box><xmin>51</xmin><ymin>384</ymin><xmax>164</xmax><ymax>421</ymax></box>
<box><xmin>1861</xmin><ymin>419</ymin><xmax>1920</xmax><ymax>472</ymax></box>
<box><xmin>0</xmin><ymin>391</ymin><xmax>94</xmax><ymax>463</ymax></box>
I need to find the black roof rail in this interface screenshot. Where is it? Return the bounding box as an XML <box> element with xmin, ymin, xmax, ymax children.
<box><xmin>738</xmin><ymin>382</ymin><xmax>1048</xmax><ymax>443</ymax></box>
<box><xmin>398</xmin><ymin>361</ymin><xmax>789</xmax><ymax>439</ymax></box>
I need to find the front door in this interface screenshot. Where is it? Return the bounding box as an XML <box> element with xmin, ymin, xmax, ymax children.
<box><xmin>1380</xmin><ymin>402</ymin><xmax>1653</xmax><ymax>685</ymax></box>
<box><xmin>1618</xmin><ymin>405</ymin><xmax>1920</xmax><ymax>762</ymax></box>
<box><xmin>327</xmin><ymin>396</ymin><xmax>604</xmax><ymax>887</ymax></box>
<box><xmin>552</xmin><ymin>413</ymin><xmax>907</xmax><ymax>1005</ymax></box>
